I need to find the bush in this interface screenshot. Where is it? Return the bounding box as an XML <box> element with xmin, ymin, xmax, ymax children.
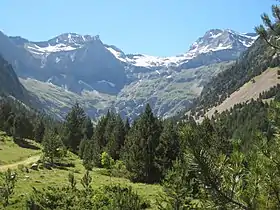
<box><xmin>101</xmin><ymin>151</ymin><xmax>114</xmax><ymax>169</ymax></box>
<box><xmin>99</xmin><ymin>184</ymin><xmax>150</xmax><ymax>209</ymax></box>
<box><xmin>97</xmin><ymin>160</ymin><xmax>130</xmax><ymax>178</ymax></box>
<box><xmin>25</xmin><ymin>173</ymin><xmax>150</xmax><ymax>210</ymax></box>
<box><xmin>0</xmin><ymin>169</ymin><xmax>17</xmax><ymax>207</ymax></box>
<box><xmin>111</xmin><ymin>160</ymin><xmax>130</xmax><ymax>178</ymax></box>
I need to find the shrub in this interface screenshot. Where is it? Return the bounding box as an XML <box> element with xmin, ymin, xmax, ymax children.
<box><xmin>25</xmin><ymin>175</ymin><xmax>150</xmax><ymax>209</ymax></box>
<box><xmin>0</xmin><ymin>169</ymin><xmax>17</xmax><ymax>207</ymax></box>
<box><xmin>100</xmin><ymin>184</ymin><xmax>150</xmax><ymax>209</ymax></box>
<box><xmin>101</xmin><ymin>151</ymin><xmax>114</xmax><ymax>169</ymax></box>
<box><xmin>112</xmin><ymin>160</ymin><xmax>130</xmax><ymax>178</ymax></box>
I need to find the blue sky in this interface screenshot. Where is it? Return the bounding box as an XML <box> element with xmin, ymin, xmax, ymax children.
<box><xmin>0</xmin><ymin>0</ymin><xmax>273</xmax><ymax>56</ymax></box>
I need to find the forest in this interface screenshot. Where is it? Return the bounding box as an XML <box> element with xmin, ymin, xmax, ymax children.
<box><xmin>1</xmin><ymin>91</ymin><xmax>280</xmax><ymax>209</ymax></box>
<box><xmin>1</xmin><ymin>3</ymin><xmax>280</xmax><ymax>210</ymax></box>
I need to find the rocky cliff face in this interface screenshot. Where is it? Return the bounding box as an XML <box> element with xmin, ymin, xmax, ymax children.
<box><xmin>0</xmin><ymin>29</ymin><xmax>257</xmax><ymax>120</ymax></box>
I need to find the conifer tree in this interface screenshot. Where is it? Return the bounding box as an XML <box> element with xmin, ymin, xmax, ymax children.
<box><xmin>42</xmin><ymin>129</ymin><xmax>64</xmax><ymax>164</ymax></box>
<box><xmin>158</xmin><ymin>155</ymin><xmax>203</xmax><ymax>210</ymax></box>
<box><xmin>82</xmin><ymin>142</ymin><xmax>95</xmax><ymax>170</ymax></box>
<box><xmin>104</xmin><ymin>111</ymin><xmax>116</xmax><ymax>149</ymax></box>
<box><xmin>79</xmin><ymin>138</ymin><xmax>87</xmax><ymax>158</ymax></box>
<box><xmin>12</xmin><ymin>113</ymin><xmax>33</xmax><ymax>139</ymax></box>
<box><xmin>106</xmin><ymin>114</ymin><xmax>125</xmax><ymax>159</ymax></box>
<box><xmin>122</xmin><ymin>104</ymin><xmax>162</xmax><ymax>183</ymax></box>
<box><xmin>155</xmin><ymin>120</ymin><xmax>180</xmax><ymax>179</ymax></box>
<box><xmin>33</xmin><ymin>117</ymin><xmax>45</xmax><ymax>143</ymax></box>
<box><xmin>255</xmin><ymin>3</ymin><xmax>280</xmax><ymax>49</ymax></box>
<box><xmin>83</xmin><ymin>116</ymin><xmax>93</xmax><ymax>140</ymax></box>
<box><xmin>124</xmin><ymin>117</ymin><xmax>130</xmax><ymax>135</ymax></box>
<box><xmin>0</xmin><ymin>100</ymin><xmax>11</xmax><ymax>130</ymax></box>
<box><xmin>63</xmin><ymin>102</ymin><xmax>86</xmax><ymax>152</ymax></box>
<box><xmin>89</xmin><ymin>112</ymin><xmax>111</xmax><ymax>165</ymax></box>
<box><xmin>93</xmin><ymin>114</ymin><xmax>109</xmax><ymax>149</ymax></box>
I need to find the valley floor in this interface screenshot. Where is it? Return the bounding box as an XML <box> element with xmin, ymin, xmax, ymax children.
<box><xmin>0</xmin><ymin>132</ymin><xmax>162</xmax><ymax>209</ymax></box>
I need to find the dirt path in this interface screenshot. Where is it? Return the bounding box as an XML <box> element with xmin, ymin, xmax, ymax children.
<box><xmin>0</xmin><ymin>154</ymin><xmax>41</xmax><ymax>172</ymax></box>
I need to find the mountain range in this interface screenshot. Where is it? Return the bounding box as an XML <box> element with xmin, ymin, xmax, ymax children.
<box><xmin>0</xmin><ymin>29</ymin><xmax>258</xmax><ymax>120</ymax></box>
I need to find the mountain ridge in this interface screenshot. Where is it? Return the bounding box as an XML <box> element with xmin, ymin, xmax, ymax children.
<box><xmin>9</xmin><ymin>29</ymin><xmax>257</xmax><ymax>69</ymax></box>
<box><xmin>0</xmin><ymin>28</ymin><xmax>258</xmax><ymax>120</ymax></box>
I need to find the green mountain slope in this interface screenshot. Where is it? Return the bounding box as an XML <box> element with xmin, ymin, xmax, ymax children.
<box><xmin>191</xmin><ymin>38</ymin><xmax>280</xmax><ymax>115</ymax></box>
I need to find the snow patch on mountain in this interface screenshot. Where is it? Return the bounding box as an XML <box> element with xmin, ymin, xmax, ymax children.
<box><xmin>106</xmin><ymin>47</ymin><xmax>127</xmax><ymax>62</ymax></box>
<box><xmin>104</xmin><ymin>50</ymin><xmax>195</xmax><ymax>68</ymax></box>
<box><xmin>26</xmin><ymin>43</ymin><xmax>79</xmax><ymax>54</ymax></box>
<box><xmin>19</xmin><ymin>29</ymin><xmax>257</xmax><ymax>70</ymax></box>
<box><xmin>125</xmin><ymin>54</ymin><xmax>194</xmax><ymax>67</ymax></box>
<box><xmin>97</xmin><ymin>80</ymin><xmax>116</xmax><ymax>88</ymax></box>
<box><xmin>107</xmin><ymin>29</ymin><xmax>258</xmax><ymax>69</ymax></box>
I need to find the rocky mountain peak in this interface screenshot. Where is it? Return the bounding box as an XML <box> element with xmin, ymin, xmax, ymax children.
<box><xmin>188</xmin><ymin>29</ymin><xmax>258</xmax><ymax>55</ymax></box>
<box><xmin>47</xmin><ymin>33</ymin><xmax>99</xmax><ymax>46</ymax></box>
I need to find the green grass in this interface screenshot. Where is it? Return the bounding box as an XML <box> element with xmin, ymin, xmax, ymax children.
<box><xmin>4</xmin><ymin>153</ymin><xmax>162</xmax><ymax>209</ymax></box>
<box><xmin>0</xmin><ymin>134</ymin><xmax>162</xmax><ymax>209</ymax></box>
<box><xmin>0</xmin><ymin>132</ymin><xmax>41</xmax><ymax>165</ymax></box>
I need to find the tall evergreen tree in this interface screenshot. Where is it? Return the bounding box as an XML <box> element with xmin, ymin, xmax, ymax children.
<box><xmin>93</xmin><ymin>114</ymin><xmax>109</xmax><ymax>149</ymax></box>
<box><xmin>42</xmin><ymin>129</ymin><xmax>65</xmax><ymax>164</ymax></box>
<box><xmin>106</xmin><ymin>114</ymin><xmax>126</xmax><ymax>160</ymax></box>
<box><xmin>0</xmin><ymin>100</ymin><xmax>12</xmax><ymax>130</ymax></box>
<box><xmin>155</xmin><ymin>120</ymin><xmax>180</xmax><ymax>179</ymax></box>
<box><xmin>122</xmin><ymin>104</ymin><xmax>162</xmax><ymax>183</ymax></box>
<box><xmin>83</xmin><ymin>116</ymin><xmax>93</xmax><ymax>140</ymax></box>
<box><xmin>63</xmin><ymin>103</ymin><xmax>86</xmax><ymax>152</ymax></box>
<box><xmin>104</xmin><ymin>111</ymin><xmax>116</xmax><ymax>149</ymax></box>
<box><xmin>33</xmin><ymin>117</ymin><xmax>45</xmax><ymax>143</ymax></box>
<box><xmin>124</xmin><ymin>117</ymin><xmax>130</xmax><ymax>135</ymax></box>
<box><xmin>82</xmin><ymin>142</ymin><xmax>95</xmax><ymax>170</ymax></box>
<box><xmin>12</xmin><ymin>113</ymin><xmax>33</xmax><ymax>140</ymax></box>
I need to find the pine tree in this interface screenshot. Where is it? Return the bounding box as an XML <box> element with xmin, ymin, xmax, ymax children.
<box><xmin>63</xmin><ymin>103</ymin><xmax>86</xmax><ymax>153</ymax></box>
<box><xmin>79</xmin><ymin>138</ymin><xmax>87</xmax><ymax>158</ymax></box>
<box><xmin>83</xmin><ymin>116</ymin><xmax>93</xmax><ymax>140</ymax></box>
<box><xmin>12</xmin><ymin>113</ymin><xmax>32</xmax><ymax>140</ymax></box>
<box><xmin>124</xmin><ymin>117</ymin><xmax>130</xmax><ymax>135</ymax></box>
<box><xmin>158</xmin><ymin>155</ymin><xmax>203</xmax><ymax>210</ymax></box>
<box><xmin>122</xmin><ymin>104</ymin><xmax>162</xmax><ymax>183</ymax></box>
<box><xmin>0</xmin><ymin>100</ymin><xmax>12</xmax><ymax>130</ymax></box>
<box><xmin>255</xmin><ymin>3</ymin><xmax>280</xmax><ymax>49</ymax></box>
<box><xmin>93</xmin><ymin>114</ymin><xmax>109</xmax><ymax>149</ymax></box>
<box><xmin>106</xmin><ymin>114</ymin><xmax>125</xmax><ymax>160</ymax></box>
<box><xmin>90</xmin><ymin>112</ymin><xmax>111</xmax><ymax>164</ymax></box>
<box><xmin>82</xmin><ymin>142</ymin><xmax>95</xmax><ymax>170</ymax></box>
<box><xmin>155</xmin><ymin>120</ymin><xmax>180</xmax><ymax>179</ymax></box>
<box><xmin>42</xmin><ymin>129</ymin><xmax>64</xmax><ymax>164</ymax></box>
<box><xmin>104</xmin><ymin>111</ymin><xmax>116</xmax><ymax>150</ymax></box>
<box><xmin>33</xmin><ymin>117</ymin><xmax>45</xmax><ymax>143</ymax></box>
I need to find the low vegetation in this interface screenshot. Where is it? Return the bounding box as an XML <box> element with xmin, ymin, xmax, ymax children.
<box><xmin>0</xmin><ymin>132</ymin><xmax>40</xmax><ymax>166</ymax></box>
